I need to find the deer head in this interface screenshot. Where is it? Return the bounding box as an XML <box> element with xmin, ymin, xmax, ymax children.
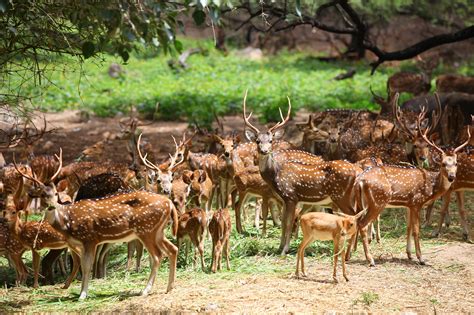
<box><xmin>242</xmin><ymin>90</ymin><xmax>291</xmax><ymax>155</ymax></box>
<box><xmin>213</xmin><ymin>132</ymin><xmax>241</xmax><ymax>159</ymax></box>
<box><xmin>137</xmin><ymin>134</ymin><xmax>185</xmax><ymax>196</ymax></box>
<box><xmin>13</xmin><ymin>149</ymin><xmax>63</xmax><ymax>213</ymax></box>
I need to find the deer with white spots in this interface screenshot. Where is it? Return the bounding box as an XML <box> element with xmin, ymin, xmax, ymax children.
<box><xmin>242</xmin><ymin>91</ymin><xmax>369</xmax><ymax>260</ymax></box>
<box><xmin>182</xmin><ymin>169</ymin><xmax>213</xmax><ymax>213</ymax></box>
<box><xmin>353</xmin><ymin>116</ymin><xmax>471</xmax><ymax>264</ymax></box>
<box><xmin>209</xmin><ymin>208</ymin><xmax>231</xmax><ymax>273</ymax></box>
<box><xmin>176</xmin><ymin>207</ymin><xmax>207</xmax><ymax>270</ymax></box>
<box><xmin>14</xmin><ymin>149</ymin><xmax>179</xmax><ymax>300</ymax></box>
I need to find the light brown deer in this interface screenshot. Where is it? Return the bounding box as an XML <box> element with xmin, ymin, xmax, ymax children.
<box><xmin>354</xmin><ymin>119</ymin><xmax>470</xmax><ymax>264</ymax></box>
<box><xmin>242</xmin><ymin>91</ymin><xmax>369</xmax><ymax>261</ymax></box>
<box><xmin>14</xmin><ymin>149</ymin><xmax>179</xmax><ymax>300</ymax></box>
<box><xmin>209</xmin><ymin>208</ymin><xmax>231</xmax><ymax>273</ymax></box>
<box><xmin>296</xmin><ymin>211</ymin><xmax>366</xmax><ymax>282</ymax></box>
<box><xmin>177</xmin><ymin>207</ymin><xmax>207</xmax><ymax>270</ymax></box>
<box><xmin>182</xmin><ymin>170</ymin><xmax>213</xmax><ymax>213</ymax></box>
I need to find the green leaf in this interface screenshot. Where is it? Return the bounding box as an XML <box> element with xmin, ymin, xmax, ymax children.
<box><xmin>81</xmin><ymin>41</ymin><xmax>95</xmax><ymax>59</ymax></box>
<box><xmin>174</xmin><ymin>40</ymin><xmax>183</xmax><ymax>54</ymax></box>
<box><xmin>192</xmin><ymin>9</ymin><xmax>206</xmax><ymax>26</ymax></box>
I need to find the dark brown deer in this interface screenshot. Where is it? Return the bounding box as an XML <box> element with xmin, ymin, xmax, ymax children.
<box><xmin>14</xmin><ymin>149</ymin><xmax>179</xmax><ymax>300</ymax></box>
<box><xmin>353</xmin><ymin>119</ymin><xmax>470</xmax><ymax>264</ymax></box>
<box><xmin>436</xmin><ymin>74</ymin><xmax>474</xmax><ymax>95</ymax></box>
<box><xmin>209</xmin><ymin>208</ymin><xmax>231</xmax><ymax>273</ymax></box>
<box><xmin>177</xmin><ymin>208</ymin><xmax>207</xmax><ymax>270</ymax></box>
<box><xmin>242</xmin><ymin>91</ymin><xmax>368</xmax><ymax>261</ymax></box>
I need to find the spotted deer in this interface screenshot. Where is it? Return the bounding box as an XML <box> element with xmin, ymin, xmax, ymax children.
<box><xmin>353</xmin><ymin>119</ymin><xmax>471</xmax><ymax>264</ymax></box>
<box><xmin>137</xmin><ymin>134</ymin><xmax>188</xmax><ymax>214</ymax></box>
<box><xmin>177</xmin><ymin>207</ymin><xmax>207</xmax><ymax>270</ymax></box>
<box><xmin>242</xmin><ymin>91</ymin><xmax>368</xmax><ymax>259</ymax></box>
<box><xmin>436</xmin><ymin>74</ymin><xmax>474</xmax><ymax>95</ymax></box>
<box><xmin>182</xmin><ymin>170</ymin><xmax>213</xmax><ymax>213</ymax></box>
<box><xmin>209</xmin><ymin>208</ymin><xmax>231</xmax><ymax>273</ymax></box>
<box><xmin>14</xmin><ymin>149</ymin><xmax>179</xmax><ymax>300</ymax></box>
<box><xmin>296</xmin><ymin>211</ymin><xmax>366</xmax><ymax>282</ymax></box>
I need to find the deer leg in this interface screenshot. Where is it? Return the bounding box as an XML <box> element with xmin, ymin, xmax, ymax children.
<box><xmin>344</xmin><ymin>231</ymin><xmax>357</xmax><ymax>262</ymax></box>
<box><xmin>11</xmin><ymin>253</ymin><xmax>27</xmax><ymax>286</ymax></box>
<box><xmin>217</xmin><ymin>240</ymin><xmax>223</xmax><ymax>271</ymax></box>
<box><xmin>411</xmin><ymin>208</ymin><xmax>425</xmax><ymax>265</ymax></box>
<box><xmin>198</xmin><ymin>236</ymin><xmax>205</xmax><ymax>271</ymax></box>
<box><xmin>32</xmin><ymin>250</ymin><xmax>41</xmax><ymax>288</ymax></box>
<box><xmin>333</xmin><ymin>239</ymin><xmax>340</xmax><ymax>283</ymax></box>
<box><xmin>279</xmin><ymin>201</ymin><xmax>297</xmax><ymax>255</ymax></box>
<box><xmin>367</xmin><ymin>222</ymin><xmax>373</xmax><ymax>244</ymax></box>
<box><xmin>359</xmin><ymin>226</ymin><xmax>375</xmax><ymax>266</ymax></box>
<box><xmin>341</xmin><ymin>243</ymin><xmax>349</xmax><ymax>282</ymax></box>
<box><xmin>41</xmin><ymin>249</ymin><xmax>63</xmax><ymax>285</ymax></box>
<box><xmin>375</xmin><ymin>215</ymin><xmax>381</xmax><ymax>243</ymax></box>
<box><xmin>126</xmin><ymin>241</ymin><xmax>135</xmax><ymax>271</ymax></box>
<box><xmin>58</xmin><ymin>252</ymin><xmax>67</xmax><ymax>277</ymax></box>
<box><xmin>225</xmin><ymin>238</ymin><xmax>230</xmax><ymax>270</ymax></box>
<box><xmin>141</xmin><ymin>238</ymin><xmax>161</xmax><ymax>296</ymax></box>
<box><xmin>433</xmin><ymin>191</ymin><xmax>452</xmax><ymax>238</ymax></box>
<box><xmin>97</xmin><ymin>243</ymin><xmax>112</xmax><ymax>279</ymax></box>
<box><xmin>254</xmin><ymin>199</ymin><xmax>261</xmax><ymax>232</ymax></box>
<box><xmin>456</xmin><ymin>191</ymin><xmax>470</xmax><ymax>241</ymax></box>
<box><xmin>296</xmin><ymin>235</ymin><xmax>314</xmax><ymax>278</ymax></box>
<box><xmin>406</xmin><ymin>208</ymin><xmax>414</xmax><ymax>260</ymax></box>
<box><xmin>261</xmin><ymin>197</ymin><xmax>269</xmax><ymax>237</ymax></box>
<box><xmin>78</xmin><ymin>244</ymin><xmax>97</xmax><ymax>301</ymax></box>
<box><xmin>423</xmin><ymin>201</ymin><xmax>435</xmax><ymax>227</ymax></box>
<box><xmin>158</xmin><ymin>237</ymin><xmax>177</xmax><ymax>293</ymax></box>
<box><xmin>184</xmin><ymin>238</ymin><xmax>190</xmax><ymax>267</ymax></box>
<box><xmin>63</xmin><ymin>250</ymin><xmax>81</xmax><ymax>289</ymax></box>
<box><xmin>270</xmin><ymin>200</ymin><xmax>281</xmax><ymax>227</ymax></box>
<box><xmin>234</xmin><ymin>190</ymin><xmax>246</xmax><ymax>234</ymax></box>
<box><xmin>136</xmin><ymin>241</ymin><xmax>144</xmax><ymax>272</ymax></box>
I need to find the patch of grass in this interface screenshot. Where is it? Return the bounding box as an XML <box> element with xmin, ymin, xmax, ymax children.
<box><xmin>357</xmin><ymin>291</ymin><xmax>380</xmax><ymax>306</ymax></box>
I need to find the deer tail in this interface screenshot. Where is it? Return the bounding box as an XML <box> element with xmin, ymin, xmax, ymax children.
<box><xmin>170</xmin><ymin>200</ymin><xmax>178</xmax><ymax>237</ymax></box>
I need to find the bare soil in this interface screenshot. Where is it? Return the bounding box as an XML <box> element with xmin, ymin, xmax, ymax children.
<box><xmin>117</xmin><ymin>243</ymin><xmax>474</xmax><ymax>313</ymax></box>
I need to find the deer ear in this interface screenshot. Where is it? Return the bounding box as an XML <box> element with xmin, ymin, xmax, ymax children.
<box><xmin>430</xmin><ymin>132</ymin><xmax>441</xmax><ymax>145</ymax></box>
<box><xmin>245</xmin><ymin>129</ymin><xmax>257</xmax><ymax>142</ymax></box>
<box><xmin>274</xmin><ymin>129</ymin><xmax>285</xmax><ymax>140</ymax></box>
<box><xmin>199</xmin><ymin>171</ymin><xmax>207</xmax><ymax>183</ymax></box>
<box><xmin>354</xmin><ymin>209</ymin><xmax>367</xmax><ymax>220</ymax></box>
<box><xmin>182</xmin><ymin>171</ymin><xmax>192</xmax><ymax>185</ymax></box>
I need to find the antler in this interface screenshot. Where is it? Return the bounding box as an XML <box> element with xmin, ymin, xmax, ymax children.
<box><xmin>392</xmin><ymin>93</ymin><xmax>416</xmax><ymax>138</ymax></box>
<box><xmin>136</xmin><ymin>133</ymin><xmax>160</xmax><ymax>171</ymax></box>
<box><xmin>12</xmin><ymin>154</ymin><xmax>43</xmax><ymax>186</ymax></box>
<box><xmin>268</xmin><ymin>96</ymin><xmax>292</xmax><ymax>133</ymax></box>
<box><xmin>418</xmin><ymin>113</ymin><xmax>444</xmax><ymax>155</ymax></box>
<box><xmin>426</xmin><ymin>93</ymin><xmax>443</xmax><ymax>135</ymax></box>
<box><xmin>454</xmin><ymin>123</ymin><xmax>471</xmax><ymax>154</ymax></box>
<box><xmin>242</xmin><ymin>89</ymin><xmax>260</xmax><ymax>134</ymax></box>
<box><xmin>50</xmin><ymin>148</ymin><xmax>63</xmax><ymax>183</ymax></box>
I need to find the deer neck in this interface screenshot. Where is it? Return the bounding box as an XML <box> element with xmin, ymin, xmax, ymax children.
<box><xmin>45</xmin><ymin>201</ymin><xmax>69</xmax><ymax>232</ymax></box>
<box><xmin>258</xmin><ymin>151</ymin><xmax>278</xmax><ymax>181</ymax></box>
<box><xmin>429</xmin><ymin>169</ymin><xmax>452</xmax><ymax>200</ymax></box>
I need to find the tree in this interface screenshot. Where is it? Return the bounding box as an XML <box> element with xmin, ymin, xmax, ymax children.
<box><xmin>223</xmin><ymin>0</ymin><xmax>474</xmax><ymax>72</ymax></box>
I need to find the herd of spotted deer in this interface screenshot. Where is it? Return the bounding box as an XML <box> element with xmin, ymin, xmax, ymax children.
<box><xmin>0</xmin><ymin>71</ymin><xmax>473</xmax><ymax>301</ymax></box>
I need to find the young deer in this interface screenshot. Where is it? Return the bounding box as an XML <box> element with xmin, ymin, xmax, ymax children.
<box><xmin>242</xmin><ymin>91</ymin><xmax>366</xmax><ymax>260</ymax></box>
<box><xmin>177</xmin><ymin>207</ymin><xmax>207</xmax><ymax>270</ymax></box>
<box><xmin>182</xmin><ymin>170</ymin><xmax>213</xmax><ymax>213</ymax></box>
<box><xmin>209</xmin><ymin>208</ymin><xmax>231</xmax><ymax>273</ymax></box>
<box><xmin>354</xmin><ymin>119</ymin><xmax>470</xmax><ymax>264</ymax></box>
<box><xmin>296</xmin><ymin>211</ymin><xmax>366</xmax><ymax>282</ymax></box>
<box><xmin>15</xmin><ymin>149</ymin><xmax>179</xmax><ymax>300</ymax></box>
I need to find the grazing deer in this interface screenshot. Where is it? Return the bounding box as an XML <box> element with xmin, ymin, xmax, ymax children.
<box><xmin>14</xmin><ymin>149</ymin><xmax>179</xmax><ymax>300</ymax></box>
<box><xmin>182</xmin><ymin>170</ymin><xmax>213</xmax><ymax>213</ymax></box>
<box><xmin>242</xmin><ymin>91</ymin><xmax>368</xmax><ymax>260</ymax></box>
<box><xmin>209</xmin><ymin>208</ymin><xmax>231</xmax><ymax>273</ymax></box>
<box><xmin>177</xmin><ymin>208</ymin><xmax>207</xmax><ymax>270</ymax></box>
<box><xmin>354</xmin><ymin>117</ymin><xmax>470</xmax><ymax>264</ymax></box>
<box><xmin>296</xmin><ymin>211</ymin><xmax>366</xmax><ymax>282</ymax></box>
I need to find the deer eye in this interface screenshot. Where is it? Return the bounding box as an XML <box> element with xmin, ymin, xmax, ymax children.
<box><xmin>157</xmin><ymin>179</ymin><xmax>162</xmax><ymax>184</ymax></box>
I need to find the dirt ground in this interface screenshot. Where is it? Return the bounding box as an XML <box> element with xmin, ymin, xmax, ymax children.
<box><xmin>116</xmin><ymin>243</ymin><xmax>474</xmax><ymax>313</ymax></box>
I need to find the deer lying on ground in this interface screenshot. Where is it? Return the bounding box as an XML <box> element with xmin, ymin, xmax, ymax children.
<box><xmin>177</xmin><ymin>208</ymin><xmax>207</xmax><ymax>270</ymax></box>
<box><xmin>296</xmin><ymin>211</ymin><xmax>366</xmax><ymax>282</ymax></box>
<box><xmin>209</xmin><ymin>208</ymin><xmax>231</xmax><ymax>273</ymax></box>
<box><xmin>353</xmin><ymin>113</ymin><xmax>470</xmax><ymax>264</ymax></box>
<box><xmin>15</xmin><ymin>149</ymin><xmax>179</xmax><ymax>300</ymax></box>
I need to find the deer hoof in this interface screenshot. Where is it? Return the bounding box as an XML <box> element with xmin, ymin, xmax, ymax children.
<box><xmin>418</xmin><ymin>259</ymin><xmax>426</xmax><ymax>265</ymax></box>
<box><xmin>369</xmin><ymin>261</ymin><xmax>376</xmax><ymax>267</ymax></box>
<box><xmin>333</xmin><ymin>277</ymin><xmax>338</xmax><ymax>284</ymax></box>
<box><xmin>78</xmin><ymin>292</ymin><xmax>87</xmax><ymax>301</ymax></box>
<box><xmin>344</xmin><ymin>276</ymin><xmax>349</xmax><ymax>282</ymax></box>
